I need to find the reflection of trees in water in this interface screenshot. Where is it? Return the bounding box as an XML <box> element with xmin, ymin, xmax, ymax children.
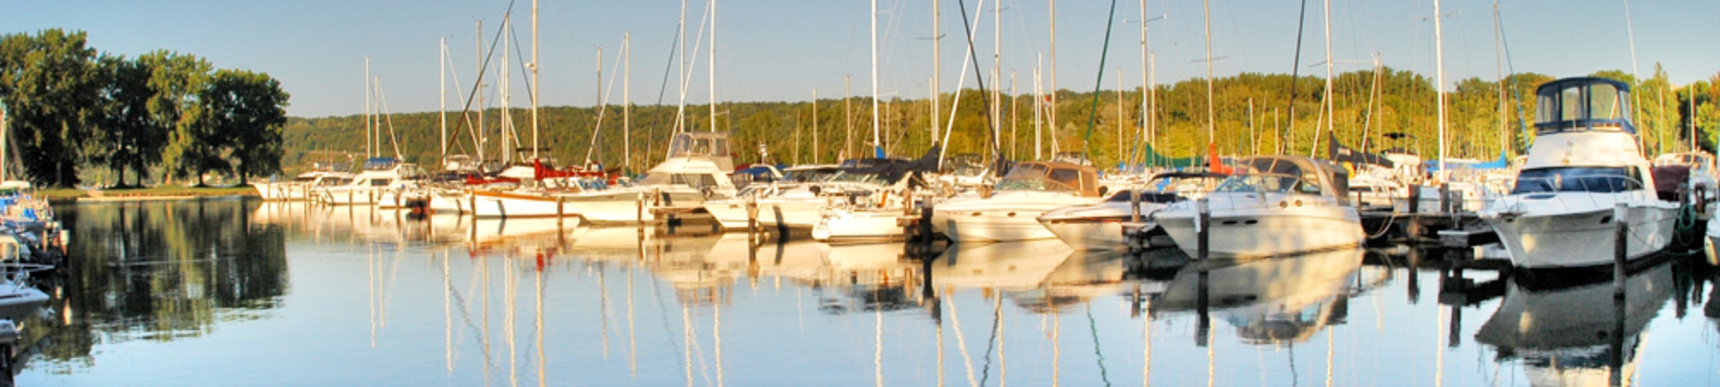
<box><xmin>28</xmin><ymin>198</ymin><xmax>289</xmax><ymax>364</ymax></box>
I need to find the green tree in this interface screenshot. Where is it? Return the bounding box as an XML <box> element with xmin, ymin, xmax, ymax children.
<box><xmin>0</xmin><ymin>29</ymin><xmax>103</xmax><ymax>187</ymax></box>
<box><xmin>144</xmin><ymin>51</ymin><xmax>214</xmax><ymax>185</ymax></box>
<box><xmin>203</xmin><ymin>69</ymin><xmax>289</xmax><ymax>185</ymax></box>
<box><xmin>95</xmin><ymin>54</ymin><xmax>162</xmax><ymax>188</ymax></box>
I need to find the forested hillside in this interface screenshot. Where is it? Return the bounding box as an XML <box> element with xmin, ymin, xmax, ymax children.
<box><xmin>286</xmin><ymin>65</ymin><xmax>1720</xmax><ymax>174</ymax></box>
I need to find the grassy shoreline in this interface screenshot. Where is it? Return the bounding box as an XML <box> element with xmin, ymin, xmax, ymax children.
<box><xmin>39</xmin><ymin>186</ymin><xmax>260</xmax><ymax>201</ymax></box>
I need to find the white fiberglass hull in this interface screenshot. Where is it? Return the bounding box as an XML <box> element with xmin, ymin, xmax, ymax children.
<box><xmin>813</xmin><ymin>208</ymin><xmax>906</xmax><ymax>243</ymax></box>
<box><xmin>931</xmin><ymin>191</ymin><xmax>1101</xmax><ymax>243</ymax></box>
<box><xmin>1037</xmin><ymin>201</ymin><xmax>1166</xmax><ymax>250</ymax></box>
<box><xmin>1155</xmin><ymin>192</ymin><xmax>1364</xmax><ymax>258</ymax></box>
<box><xmin>562</xmin><ymin>188</ymin><xmax>705</xmax><ymax>224</ymax></box>
<box><xmin>1481</xmin><ymin>192</ymin><xmax>1677</xmax><ymax>269</ymax></box>
<box><xmin>252</xmin><ymin>182</ymin><xmax>313</xmax><ymax>201</ymax></box>
<box><xmin>705</xmin><ymin>199</ymin><xmax>826</xmax><ymax>231</ymax></box>
<box><xmin>469</xmin><ymin>190</ymin><xmax>581</xmax><ymax>219</ymax></box>
<box><xmin>317</xmin><ymin>187</ymin><xmax>386</xmax><ymax>205</ymax></box>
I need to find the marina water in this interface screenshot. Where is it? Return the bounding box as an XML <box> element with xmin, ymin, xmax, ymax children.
<box><xmin>11</xmin><ymin>198</ymin><xmax>1720</xmax><ymax>386</ymax></box>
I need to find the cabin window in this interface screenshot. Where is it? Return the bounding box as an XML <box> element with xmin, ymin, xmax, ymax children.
<box><xmin>1589</xmin><ymin>83</ymin><xmax>1626</xmax><ymax>121</ymax></box>
<box><xmin>1560</xmin><ymin>86</ymin><xmax>1583</xmax><ymax>122</ymax></box>
<box><xmin>1537</xmin><ymin>93</ymin><xmax>1557</xmax><ymax>123</ymax></box>
<box><xmin>370</xmin><ymin>179</ymin><xmax>392</xmax><ymax>187</ymax></box>
<box><xmin>1048</xmin><ymin>168</ymin><xmax>1082</xmax><ymax>186</ymax></box>
<box><xmin>1511</xmin><ymin>167</ymin><xmax>1639</xmax><ymax>194</ymax></box>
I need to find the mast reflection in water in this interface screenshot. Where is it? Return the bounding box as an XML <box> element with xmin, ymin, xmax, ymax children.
<box><xmin>9</xmin><ymin>197</ymin><xmax>1720</xmax><ymax>386</ymax></box>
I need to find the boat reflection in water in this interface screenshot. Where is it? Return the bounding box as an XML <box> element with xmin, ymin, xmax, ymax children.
<box><xmin>1475</xmin><ymin>261</ymin><xmax>1677</xmax><ymax>387</ymax></box>
<box><xmin>1148</xmin><ymin>248</ymin><xmax>1365</xmax><ymax>344</ymax></box>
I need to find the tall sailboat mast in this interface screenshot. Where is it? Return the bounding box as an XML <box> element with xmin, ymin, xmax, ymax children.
<box><xmin>440</xmin><ymin>37</ymin><xmax>448</xmax><ymax>159</ymax></box>
<box><xmin>871</xmin><ymin>0</ymin><xmax>881</xmax><ymax>157</ymax></box>
<box><xmin>365</xmin><ymin>57</ymin><xmax>373</xmax><ymax>159</ymax></box>
<box><xmin>1204</xmin><ymin>0</ymin><xmax>1215</xmax><ymax>147</ymax></box>
<box><xmin>709</xmin><ymin>0</ymin><xmax>717</xmax><ymax>133</ymax></box>
<box><xmin>624</xmin><ymin>32</ymin><xmax>631</xmax><ymax>171</ymax></box>
<box><xmin>931</xmin><ymin>0</ymin><xmax>941</xmax><ymax>145</ymax></box>
<box><xmin>1314</xmin><ymin>0</ymin><xmax>1333</xmax><ymax>158</ymax></box>
<box><xmin>532</xmin><ymin>0</ymin><xmax>540</xmax><ymax>161</ymax></box>
<box><xmin>1434</xmin><ymin>0</ymin><xmax>1447</xmax><ymax>175</ymax></box>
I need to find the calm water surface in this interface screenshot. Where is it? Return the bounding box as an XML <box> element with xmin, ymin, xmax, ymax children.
<box><xmin>13</xmin><ymin>198</ymin><xmax>1720</xmax><ymax>386</ymax></box>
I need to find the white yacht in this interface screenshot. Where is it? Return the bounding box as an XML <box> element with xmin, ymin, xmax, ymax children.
<box><xmin>1038</xmin><ymin>171</ymin><xmax>1225</xmax><ymax>250</ymax></box>
<box><xmin>1479</xmin><ymin>77</ymin><xmax>1679</xmax><ymax>269</ymax></box>
<box><xmin>931</xmin><ymin>160</ymin><xmax>1105</xmax><ymax>243</ymax></box>
<box><xmin>252</xmin><ymin>169</ymin><xmax>353</xmax><ymax>201</ymax></box>
<box><xmin>1153</xmin><ymin>155</ymin><xmax>1365</xmax><ymax>258</ymax></box>
<box><xmin>314</xmin><ymin>158</ymin><xmax>425</xmax><ymax>206</ymax></box>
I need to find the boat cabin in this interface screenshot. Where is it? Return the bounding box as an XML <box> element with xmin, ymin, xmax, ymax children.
<box><xmin>1511</xmin><ymin>77</ymin><xmax>1653</xmax><ymax>195</ymax></box>
<box><xmin>994</xmin><ymin>161</ymin><xmax>1102</xmax><ymax>197</ymax></box>
<box><xmin>667</xmin><ymin>132</ymin><xmax>735</xmax><ymax>172</ymax></box>
<box><xmin>1535</xmin><ymin>77</ymin><xmax>1635</xmax><ymax>134</ymax></box>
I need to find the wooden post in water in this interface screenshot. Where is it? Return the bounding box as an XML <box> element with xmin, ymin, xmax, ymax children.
<box><xmin>746</xmin><ymin>195</ymin><xmax>759</xmax><ymax>243</ymax></box>
<box><xmin>636</xmin><ymin>192</ymin><xmax>646</xmax><ymax>227</ymax></box>
<box><xmin>1196</xmin><ymin>198</ymin><xmax>1210</xmax><ymax>260</ymax></box>
<box><xmin>1438</xmin><ymin>183</ymin><xmax>1451</xmax><ymax>214</ymax></box>
<box><xmin>1408</xmin><ymin>184</ymin><xmax>1421</xmax><ymax>214</ymax></box>
<box><xmin>1195</xmin><ymin>268</ymin><xmax>1210</xmax><ymax>347</ymax></box>
<box><xmin>1129</xmin><ymin>188</ymin><xmax>1142</xmax><ymax>223</ymax></box>
<box><xmin>556</xmin><ymin>196</ymin><xmax>566</xmax><ymax>227</ymax></box>
<box><xmin>920</xmin><ymin>199</ymin><xmax>934</xmax><ymax>247</ymax></box>
<box><xmin>1614</xmin><ymin>203</ymin><xmax>1628</xmax><ymax>298</ymax></box>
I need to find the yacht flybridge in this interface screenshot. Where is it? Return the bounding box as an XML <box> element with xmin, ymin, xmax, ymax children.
<box><xmin>1479</xmin><ymin>77</ymin><xmax>1679</xmax><ymax>269</ymax></box>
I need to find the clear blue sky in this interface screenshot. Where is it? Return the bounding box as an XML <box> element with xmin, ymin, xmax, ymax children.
<box><xmin>5</xmin><ymin>0</ymin><xmax>1716</xmax><ymax>118</ymax></box>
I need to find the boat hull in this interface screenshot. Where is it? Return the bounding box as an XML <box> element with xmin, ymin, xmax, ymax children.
<box><xmin>706</xmin><ymin>199</ymin><xmax>826</xmax><ymax>231</ymax></box>
<box><xmin>469</xmin><ymin>190</ymin><xmax>582</xmax><ymax>220</ymax></box>
<box><xmin>931</xmin><ymin>192</ymin><xmax>1100</xmax><ymax>243</ymax></box>
<box><xmin>1038</xmin><ymin>201</ymin><xmax>1166</xmax><ymax>250</ymax></box>
<box><xmin>813</xmin><ymin>209</ymin><xmax>906</xmax><ymax>243</ymax></box>
<box><xmin>1483</xmin><ymin>195</ymin><xmax>1677</xmax><ymax>269</ymax></box>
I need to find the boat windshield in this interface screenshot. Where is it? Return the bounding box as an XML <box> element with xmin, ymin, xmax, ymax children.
<box><xmin>995</xmin><ymin>164</ymin><xmax>1083</xmax><ymax>192</ymax></box>
<box><xmin>1511</xmin><ymin>167</ymin><xmax>1641</xmax><ymax>194</ymax></box>
<box><xmin>1213</xmin><ymin>173</ymin><xmax>1324</xmax><ymax>195</ymax></box>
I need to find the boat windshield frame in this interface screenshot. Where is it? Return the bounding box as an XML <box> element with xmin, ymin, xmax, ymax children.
<box><xmin>993</xmin><ymin>163</ymin><xmax>1093</xmax><ymax>194</ymax></box>
<box><xmin>1510</xmin><ymin>166</ymin><xmax>1644</xmax><ymax>194</ymax></box>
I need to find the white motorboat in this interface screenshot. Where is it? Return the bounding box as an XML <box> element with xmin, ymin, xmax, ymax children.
<box><xmin>709</xmin><ymin>161</ymin><xmax>924</xmax><ymax>233</ymax></box>
<box><xmin>314</xmin><ymin>157</ymin><xmax>425</xmax><ymax>206</ymax></box>
<box><xmin>252</xmin><ymin>169</ymin><xmax>353</xmax><ymax>201</ymax></box>
<box><xmin>1480</xmin><ymin>77</ymin><xmax>1680</xmax><ymax>269</ymax></box>
<box><xmin>1154</xmin><ymin>155</ymin><xmax>1365</xmax><ymax>258</ymax></box>
<box><xmin>1037</xmin><ymin>171</ymin><xmax>1225</xmax><ymax>250</ymax></box>
<box><xmin>931</xmin><ymin>160</ymin><xmax>1105</xmax><ymax>242</ymax></box>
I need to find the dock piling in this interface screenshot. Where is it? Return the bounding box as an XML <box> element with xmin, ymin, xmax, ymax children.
<box><xmin>1196</xmin><ymin>198</ymin><xmax>1210</xmax><ymax>260</ymax></box>
<box><xmin>1614</xmin><ymin>203</ymin><xmax>1628</xmax><ymax>298</ymax></box>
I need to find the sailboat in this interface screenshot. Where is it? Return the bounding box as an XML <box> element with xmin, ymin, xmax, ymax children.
<box><xmin>1479</xmin><ymin>77</ymin><xmax>1679</xmax><ymax>269</ymax></box>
